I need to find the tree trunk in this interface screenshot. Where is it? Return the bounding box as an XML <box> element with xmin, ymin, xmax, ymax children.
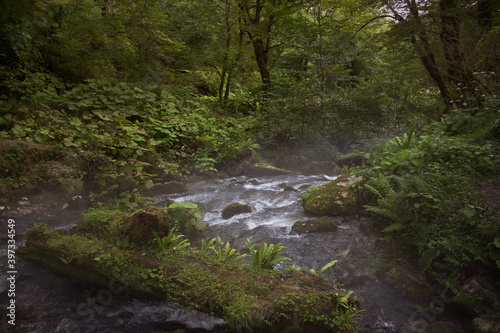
<box><xmin>389</xmin><ymin>1</ymin><xmax>454</xmax><ymax>110</ymax></box>
<box><xmin>250</xmin><ymin>37</ymin><xmax>271</xmax><ymax>89</ymax></box>
<box><xmin>439</xmin><ymin>0</ymin><xmax>469</xmax><ymax>84</ymax></box>
<box><xmin>224</xmin><ymin>22</ymin><xmax>245</xmax><ymax>106</ymax></box>
<box><xmin>219</xmin><ymin>0</ymin><xmax>232</xmax><ymax>107</ymax></box>
<box><xmin>239</xmin><ymin>0</ymin><xmax>272</xmax><ymax>90</ymax></box>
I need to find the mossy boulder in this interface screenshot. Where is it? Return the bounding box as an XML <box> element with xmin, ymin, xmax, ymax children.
<box><xmin>291</xmin><ymin>216</ymin><xmax>338</xmax><ymax>234</ymax></box>
<box><xmin>166</xmin><ymin>202</ymin><xmax>206</xmax><ymax>235</ymax></box>
<box><xmin>222</xmin><ymin>203</ymin><xmax>252</xmax><ymax>219</ymax></box>
<box><xmin>301</xmin><ymin>174</ymin><xmax>362</xmax><ymax>216</ymax></box>
<box><xmin>455</xmin><ymin>276</ymin><xmax>500</xmax><ymax>318</ymax></box>
<box><xmin>118</xmin><ymin>206</ymin><xmax>170</xmax><ymax>244</ymax></box>
<box><xmin>301</xmin><ymin>161</ymin><xmax>339</xmax><ymax>176</ymax></box>
<box><xmin>224</xmin><ymin>149</ymin><xmax>255</xmax><ymax>176</ymax></box>
<box><xmin>335</xmin><ymin>153</ymin><xmax>366</xmax><ymax>168</ymax></box>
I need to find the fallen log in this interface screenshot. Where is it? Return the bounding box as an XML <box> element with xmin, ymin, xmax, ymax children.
<box><xmin>18</xmin><ymin>207</ymin><xmax>361</xmax><ymax>332</ymax></box>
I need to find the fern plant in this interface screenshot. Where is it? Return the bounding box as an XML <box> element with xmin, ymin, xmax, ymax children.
<box><xmin>212</xmin><ymin>237</ymin><xmax>246</xmax><ymax>263</ymax></box>
<box><xmin>153</xmin><ymin>227</ymin><xmax>190</xmax><ymax>252</ymax></box>
<box><xmin>363</xmin><ymin>175</ymin><xmax>409</xmax><ymax>233</ymax></box>
<box><xmin>246</xmin><ymin>238</ymin><xmax>292</xmax><ymax>270</ymax></box>
<box><xmin>391</xmin><ymin>128</ymin><xmax>416</xmax><ymax>150</ymax></box>
<box><xmin>200</xmin><ymin>237</ymin><xmax>216</xmax><ymax>254</ymax></box>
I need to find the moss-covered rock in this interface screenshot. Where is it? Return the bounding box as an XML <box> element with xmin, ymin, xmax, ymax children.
<box><xmin>224</xmin><ymin>149</ymin><xmax>255</xmax><ymax>176</ymax></box>
<box><xmin>291</xmin><ymin>216</ymin><xmax>338</xmax><ymax>234</ymax></box>
<box><xmin>166</xmin><ymin>202</ymin><xmax>206</xmax><ymax>235</ymax></box>
<box><xmin>301</xmin><ymin>174</ymin><xmax>362</xmax><ymax>216</ymax></box>
<box><xmin>0</xmin><ymin>139</ymin><xmax>77</xmax><ymax>199</ymax></box>
<box><xmin>222</xmin><ymin>203</ymin><xmax>252</xmax><ymax>219</ymax></box>
<box><xmin>118</xmin><ymin>206</ymin><xmax>170</xmax><ymax>244</ymax></box>
<box><xmin>142</xmin><ymin>181</ymin><xmax>188</xmax><ymax>196</ymax></box>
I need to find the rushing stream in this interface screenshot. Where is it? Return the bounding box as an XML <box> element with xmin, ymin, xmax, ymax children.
<box><xmin>1</xmin><ymin>173</ymin><xmax>472</xmax><ymax>332</ymax></box>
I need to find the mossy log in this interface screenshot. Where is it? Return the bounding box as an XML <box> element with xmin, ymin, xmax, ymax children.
<box><xmin>244</xmin><ymin>164</ymin><xmax>295</xmax><ymax>177</ymax></box>
<box><xmin>18</xmin><ymin>212</ymin><xmax>360</xmax><ymax>333</ymax></box>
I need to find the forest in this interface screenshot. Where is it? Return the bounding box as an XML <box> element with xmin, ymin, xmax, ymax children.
<box><xmin>1</xmin><ymin>0</ymin><xmax>500</xmax><ymax>331</ymax></box>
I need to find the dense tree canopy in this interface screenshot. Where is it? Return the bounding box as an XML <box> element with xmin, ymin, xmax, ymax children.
<box><xmin>0</xmin><ymin>0</ymin><xmax>498</xmax><ymax>161</ymax></box>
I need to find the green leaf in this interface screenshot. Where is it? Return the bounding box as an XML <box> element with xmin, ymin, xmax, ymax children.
<box><xmin>169</xmin><ymin>202</ymin><xmax>198</xmax><ymax>209</ymax></box>
<box><xmin>494</xmin><ymin>237</ymin><xmax>500</xmax><ymax>248</ymax></box>
<box><xmin>463</xmin><ymin>209</ymin><xmax>475</xmax><ymax>219</ymax></box>
<box><xmin>318</xmin><ymin>260</ymin><xmax>338</xmax><ymax>275</ymax></box>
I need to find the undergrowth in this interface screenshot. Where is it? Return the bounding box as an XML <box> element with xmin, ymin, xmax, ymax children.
<box><xmin>361</xmin><ymin>101</ymin><xmax>500</xmax><ymax>289</ymax></box>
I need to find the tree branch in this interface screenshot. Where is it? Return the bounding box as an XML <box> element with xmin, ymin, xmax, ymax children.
<box><xmin>351</xmin><ymin>15</ymin><xmax>393</xmax><ymax>39</ymax></box>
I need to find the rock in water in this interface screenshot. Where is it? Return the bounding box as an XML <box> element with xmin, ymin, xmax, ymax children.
<box><xmin>221</xmin><ymin>203</ymin><xmax>252</xmax><ymax>219</ymax></box>
<box><xmin>291</xmin><ymin>216</ymin><xmax>338</xmax><ymax>234</ymax></box>
<box><xmin>301</xmin><ymin>173</ymin><xmax>362</xmax><ymax>216</ymax></box>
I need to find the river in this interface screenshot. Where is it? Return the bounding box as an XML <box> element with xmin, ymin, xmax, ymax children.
<box><xmin>0</xmin><ymin>173</ymin><xmax>472</xmax><ymax>332</ymax></box>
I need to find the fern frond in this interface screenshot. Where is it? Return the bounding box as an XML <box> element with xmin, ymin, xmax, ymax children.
<box><xmin>364</xmin><ymin>184</ymin><xmax>384</xmax><ymax>199</ymax></box>
<box><xmin>365</xmin><ymin>174</ymin><xmax>394</xmax><ymax>198</ymax></box>
<box><xmin>419</xmin><ymin>248</ymin><xmax>439</xmax><ymax>271</ymax></box>
<box><xmin>364</xmin><ymin>205</ymin><xmax>400</xmax><ymax>223</ymax></box>
<box><xmin>382</xmin><ymin>222</ymin><xmax>406</xmax><ymax>232</ymax></box>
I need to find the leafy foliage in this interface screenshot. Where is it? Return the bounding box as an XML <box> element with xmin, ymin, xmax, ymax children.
<box><xmin>153</xmin><ymin>228</ymin><xmax>190</xmax><ymax>253</ymax></box>
<box><xmin>361</xmin><ymin>104</ymin><xmax>500</xmax><ymax>287</ymax></box>
<box><xmin>211</xmin><ymin>237</ymin><xmax>246</xmax><ymax>263</ymax></box>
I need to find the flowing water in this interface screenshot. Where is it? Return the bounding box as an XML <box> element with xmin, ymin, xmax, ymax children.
<box><xmin>1</xmin><ymin>173</ymin><xmax>471</xmax><ymax>332</ymax></box>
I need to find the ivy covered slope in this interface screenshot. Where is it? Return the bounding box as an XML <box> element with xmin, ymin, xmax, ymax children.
<box><xmin>18</xmin><ymin>206</ymin><xmax>361</xmax><ymax>333</ymax></box>
<box><xmin>0</xmin><ymin>80</ymin><xmax>258</xmax><ymax>204</ymax></box>
<box><xmin>359</xmin><ymin>101</ymin><xmax>500</xmax><ymax>289</ymax></box>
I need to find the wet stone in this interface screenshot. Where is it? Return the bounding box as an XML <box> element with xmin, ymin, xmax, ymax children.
<box><xmin>221</xmin><ymin>203</ymin><xmax>252</xmax><ymax>219</ymax></box>
<box><xmin>291</xmin><ymin>216</ymin><xmax>338</xmax><ymax>234</ymax></box>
